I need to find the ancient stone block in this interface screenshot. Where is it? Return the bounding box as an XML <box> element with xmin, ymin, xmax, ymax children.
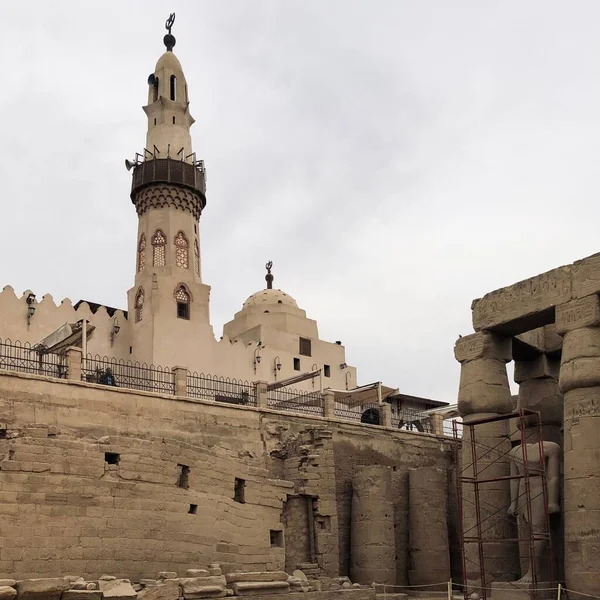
<box><xmin>62</xmin><ymin>592</ymin><xmax>103</xmax><ymax>600</ymax></box>
<box><xmin>458</xmin><ymin>333</ymin><xmax>513</xmax><ymax>364</ymax></box>
<box><xmin>157</xmin><ymin>573</ymin><xmax>177</xmax><ymax>581</ymax></box>
<box><xmin>556</xmin><ymin>295</ymin><xmax>600</xmax><ymax>335</ymax></box>
<box><xmin>572</xmin><ymin>253</ymin><xmax>600</xmax><ymax>299</ymax></box>
<box><xmin>472</xmin><ymin>266</ymin><xmax>572</xmax><ymax>333</ymax></box>
<box><xmin>98</xmin><ymin>579</ymin><xmax>137</xmax><ymax>599</ymax></box>
<box><xmin>225</xmin><ymin>573</ymin><xmax>288</xmax><ymax>584</ymax></box>
<box><xmin>185</xmin><ymin>571</ymin><xmax>209</xmax><ymax>577</ymax></box>
<box><xmin>137</xmin><ymin>580</ymin><xmax>180</xmax><ymax>600</ymax></box>
<box><xmin>0</xmin><ymin>583</ymin><xmax>15</xmax><ymax>589</ymax></box>
<box><xmin>0</xmin><ymin>587</ymin><xmax>16</xmax><ymax>600</ymax></box>
<box><xmin>229</xmin><ymin>581</ymin><xmax>290</xmax><ymax>596</ymax></box>
<box><xmin>179</xmin><ymin>576</ymin><xmax>227</xmax><ymax>599</ymax></box>
<box><xmin>15</xmin><ymin>578</ymin><xmax>70</xmax><ymax>600</ymax></box>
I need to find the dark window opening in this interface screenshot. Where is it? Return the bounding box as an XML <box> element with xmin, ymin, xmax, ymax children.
<box><xmin>194</xmin><ymin>224</ymin><xmax>197</xmax><ymax>233</ymax></box>
<box><xmin>277</xmin><ymin>300</ymin><xmax>282</xmax><ymax>304</ymax></box>
<box><xmin>0</xmin><ymin>429</ymin><xmax>6</xmax><ymax>439</ymax></box>
<box><xmin>264</xmin><ymin>310</ymin><xmax>269</xmax><ymax>314</ymax></box>
<box><xmin>105</xmin><ymin>452</ymin><xmax>120</xmax><ymax>465</ymax></box>
<box><xmin>177</xmin><ymin>464</ymin><xmax>190</xmax><ymax>489</ymax></box>
<box><xmin>270</xmin><ymin>530</ymin><xmax>283</xmax><ymax>548</ymax></box>
<box><xmin>172</xmin><ymin>116</ymin><xmax>176</xmax><ymax>124</ymax></box>
<box><xmin>153</xmin><ymin>118</ymin><xmax>157</xmax><ymax>126</ymax></box>
<box><xmin>324</xmin><ymin>364</ymin><xmax>331</xmax><ymax>378</ymax></box>
<box><xmin>152</xmin><ymin>78</ymin><xmax>159</xmax><ymax>102</ymax></box>
<box><xmin>129</xmin><ymin>346</ymin><xmax>133</xmax><ymax>354</ymax></box>
<box><xmin>299</xmin><ymin>337</ymin><xmax>312</xmax><ymax>357</ymax></box>
<box><xmin>170</xmin><ymin>75</ymin><xmax>176</xmax><ymax>101</ymax></box>
<box><xmin>234</xmin><ymin>478</ymin><xmax>246</xmax><ymax>503</ymax></box>
<box><xmin>189</xmin><ymin>504</ymin><xmax>197</xmax><ymax>514</ymax></box>
<box><xmin>177</xmin><ymin>301</ymin><xmax>190</xmax><ymax>320</ymax></box>
<box><xmin>293</xmin><ymin>358</ymin><xmax>300</xmax><ymax>371</ymax></box>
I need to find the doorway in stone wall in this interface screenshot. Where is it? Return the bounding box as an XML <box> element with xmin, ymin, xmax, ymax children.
<box><xmin>283</xmin><ymin>495</ymin><xmax>316</xmax><ymax>573</ymax></box>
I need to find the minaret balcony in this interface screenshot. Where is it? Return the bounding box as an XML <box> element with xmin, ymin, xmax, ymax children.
<box><xmin>131</xmin><ymin>158</ymin><xmax>206</xmax><ymax>203</ymax></box>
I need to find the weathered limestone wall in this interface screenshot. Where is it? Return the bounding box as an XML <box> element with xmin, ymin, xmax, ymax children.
<box><xmin>332</xmin><ymin>426</ymin><xmax>455</xmax><ymax>585</ymax></box>
<box><xmin>0</xmin><ymin>370</ymin><xmax>450</xmax><ymax>582</ymax></box>
<box><xmin>408</xmin><ymin>467</ymin><xmax>450</xmax><ymax>590</ymax></box>
<box><xmin>350</xmin><ymin>466</ymin><xmax>395</xmax><ymax>586</ymax></box>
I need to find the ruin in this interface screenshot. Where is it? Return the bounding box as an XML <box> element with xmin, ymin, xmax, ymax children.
<box><xmin>455</xmin><ymin>251</ymin><xmax>600</xmax><ymax>597</ymax></box>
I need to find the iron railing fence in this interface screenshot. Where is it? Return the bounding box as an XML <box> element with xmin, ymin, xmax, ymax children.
<box><xmin>83</xmin><ymin>355</ymin><xmax>175</xmax><ymax>395</ymax></box>
<box><xmin>267</xmin><ymin>387</ymin><xmax>324</xmax><ymax>417</ymax></box>
<box><xmin>187</xmin><ymin>372</ymin><xmax>256</xmax><ymax>406</ymax></box>
<box><xmin>0</xmin><ymin>338</ymin><xmax>67</xmax><ymax>379</ymax></box>
<box><xmin>391</xmin><ymin>407</ymin><xmax>433</xmax><ymax>433</ymax></box>
<box><xmin>334</xmin><ymin>402</ymin><xmax>383</xmax><ymax>425</ymax></box>
<box><xmin>444</xmin><ymin>417</ymin><xmax>463</xmax><ymax>438</ymax></box>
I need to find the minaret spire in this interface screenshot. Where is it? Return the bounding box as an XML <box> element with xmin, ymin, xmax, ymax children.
<box><xmin>126</xmin><ymin>15</ymin><xmax>213</xmax><ymax>368</ymax></box>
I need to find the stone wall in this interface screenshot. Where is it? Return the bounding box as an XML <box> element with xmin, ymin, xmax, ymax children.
<box><xmin>331</xmin><ymin>423</ymin><xmax>455</xmax><ymax>584</ymax></box>
<box><xmin>0</xmin><ymin>370</ymin><xmax>453</xmax><ymax>583</ymax></box>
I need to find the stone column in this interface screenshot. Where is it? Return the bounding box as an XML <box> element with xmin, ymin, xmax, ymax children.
<box><xmin>255</xmin><ymin>381</ymin><xmax>268</xmax><ymax>409</ymax></box>
<box><xmin>380</xmin><ymin>403</ymin><xmax>392</xmax><ymax>427</ymax></box>
<box><xmin>514</xmin><ymin>354</ymin><xmax>563</xmax><ymax>582</ymax></box>
<box><xmin>455</xmin><ymin>332</ymin><xmax>519</xmax><ymax>585</ymax></box>
<box><xmin>322</xmin><ymin>390</ymin><xmax>335</xmax><ymax>419</ymax></box>
<box><xmin>66</xmin><ymin>346</ymin><xmax>82</xmax><ymax>381</ymax></box>
<box><xmin>408</xmin><ymin>467</ymin><xmax>451</xmax><ymax>590</ymax></box>
<box><xmin>350</xmin><ymin>465</ymin><xmax>395</xmax><ymax>586</ymax></box>
<box><xmin>556</xmin><ymin>294</ymin><xmax>600</xmax><ymax>596</ymax></box>
<box><xmin>172</xmin><ymin>366</ymin><xmax>188</xmax><ymax>397</ymax></box>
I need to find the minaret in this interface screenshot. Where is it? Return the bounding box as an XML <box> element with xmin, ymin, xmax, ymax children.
<box><xmin>127</xmin><ymin>14</ymin><xmax>214</xmax><ymax>368</ymax></box>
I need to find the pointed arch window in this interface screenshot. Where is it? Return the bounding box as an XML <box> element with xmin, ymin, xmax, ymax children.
<box><xmin>175</xmin><ymin>285</ymin><xmax>190</xmax><ymax>320</ymax></box>
<box><xmin>174</xmin><ymin>231</ymin><xmax>189</xmax><ymax>269</ymax></box>
<box><xmin>152</xmin><ymin>230</ymin><xmax>167</xmax><ymax>267</ymax></box>
<box><xmin>135</xmin><ymin>288</ymin><xmax>145</xmax><ymax>323</ymax></box>
<box><xmin>194</xmin><ymin>239</ymin><xmax>200</xmax><ymax>276</ymax></box>
<box><xmin>137</xmin><ymin>234</ymin><xmax>146</xmax><ymax>272</ymax></box>
<box><xmin>170</xmin><ymin>75</ymin><xmax>176</xmax><ymax>101</ymax></box>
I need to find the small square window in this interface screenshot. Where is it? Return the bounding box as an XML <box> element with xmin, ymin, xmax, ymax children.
<box><xmin>270</xmin><ymin>530</ymin><xmax>283</xmax><ymax>548</ymax></box>
<box><xmin>189</xmin><ymin>504</ymin><xmax>197</xmax><ymax>514</ymax></box>
<box><xmin>293</xmin><ymin>358</ymin><xmax>300</xmax><ymax>371</ymax></box>
<box><xmin>234</xmin><ymin>478</ymin><xmax>246</xmax><ymax>503</ymax></box>
<box><xmin>299</xmin><ymin>338</ymin><xmax>312</xmax><ymax>357</ymax></box>
<box><xmin>177</xmin><ymin>302</ymin><xmax>190</xmax><ymax>320</ymax></box>
<box><xmin>324</xmin><ymin>365</ymin><xmax>331</xmax><ymax>378</ymax></box>
<box><xmin>177</xmin><ymin>464</ymin><xmax>190</xmax><ymax>489</ymax></box>
<box><xmin>105</xmin><ymin>452</ymin><xmax>120</xmax><ymax>465</ymax></box>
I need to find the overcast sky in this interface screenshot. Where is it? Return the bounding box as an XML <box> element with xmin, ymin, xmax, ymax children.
<box><xmin>2</xmin><ymin>1</ymin><xmax>600</xmax><ymax>403</ymax></box>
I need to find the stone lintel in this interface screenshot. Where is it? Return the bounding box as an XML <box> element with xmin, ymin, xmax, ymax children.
<box><xmin>555</xmin><ymin>294</ymin><xmax>600</xmax><ymax>335</ymax></box>
<box><xmin>472</xmin><ymin>266</ymin><xmax>572</xmax><ymax>334</ymax></box>
<box><xmin>454</xmin><ymin>332</ymin><xmax>512</xmax><ymax>364</ymax></box>
<box><xmin>514</xmin><ymin>355</ymin><xmax>559</xmax><ymax>383</ymax></box>
<box><xmin>471</xmin><ymin>253</ymin><xmax>600</xmax><ymax>334</ymax></box>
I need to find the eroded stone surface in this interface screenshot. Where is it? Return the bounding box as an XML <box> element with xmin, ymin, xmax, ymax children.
<box><xmin>137</xmin><ymin>580</ymin><xmax>179</xmax><ymax>600</ymax></box>
<box><xmin>15</xmin><ymin>578</ymin><xmax>70</xmax><ymax>600</ymax></box>
<box><xmin>0</xmin><ymin>587</ymin><xmax>16</xmax><ymax>600</ymax></box>
<box><xmin>229</xmin><ymin>581</ymin><xmax>290</xmax><ymax>596</ymax></box>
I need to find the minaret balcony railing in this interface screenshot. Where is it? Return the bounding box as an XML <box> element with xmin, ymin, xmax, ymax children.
<box><xmin>131</xmin><ymin>157</ymin><xmax>206</xmax><ymax>201</ymax></box>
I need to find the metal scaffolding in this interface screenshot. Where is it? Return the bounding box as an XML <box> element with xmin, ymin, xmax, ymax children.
<box><xmin>453</xmin><ymin>409</ymin><xmax>555</xmax><ymax>600</ymax></box>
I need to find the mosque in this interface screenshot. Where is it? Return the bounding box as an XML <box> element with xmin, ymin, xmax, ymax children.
<box><xmin>0</xmin><ymin>15</ymin><xmax>444</xmax><ymax>422</ymax></box>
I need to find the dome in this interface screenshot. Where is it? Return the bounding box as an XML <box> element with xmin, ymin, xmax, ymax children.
<box><xmin>155</xmin><ymin>51</ymin><xmax>183</xmax><ymax>73</ymax></box>
<box><xmin>242</xmin><ymin>288</ymin><xmax>298</xmax><ymax>309</ymax></box>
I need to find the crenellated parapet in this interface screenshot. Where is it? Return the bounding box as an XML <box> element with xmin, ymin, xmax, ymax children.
<box><xmin>0</xmin><ymin>285</ymin><xmax>130</xmax><ymax>359</ymax></box>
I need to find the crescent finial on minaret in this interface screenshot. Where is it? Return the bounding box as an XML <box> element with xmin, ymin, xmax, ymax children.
<box><xmin>164</xmin><ymin>13</ymin><xmax>176</xmax><ymax>51</ymax></box>
<box><xmin>265</xmin><ymin>261</ymin><xmax>274</xmax><ymax>290</ymax></box>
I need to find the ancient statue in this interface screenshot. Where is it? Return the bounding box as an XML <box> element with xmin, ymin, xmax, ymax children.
<box><xmin>507</xmin><ymin>440</ymin><xmax>560</xmax><ymax>584</ymax></box>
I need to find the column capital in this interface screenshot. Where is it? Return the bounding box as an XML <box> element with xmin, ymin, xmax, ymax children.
<box><xmin>454</xmin><ymin>331</ymin><xmax>512</xmax><ymax>364</ymax></box>
<box><xmin>555</xmin><ymin>294</ymin><xmax>600</xmax><ymax>335</ymax></box>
